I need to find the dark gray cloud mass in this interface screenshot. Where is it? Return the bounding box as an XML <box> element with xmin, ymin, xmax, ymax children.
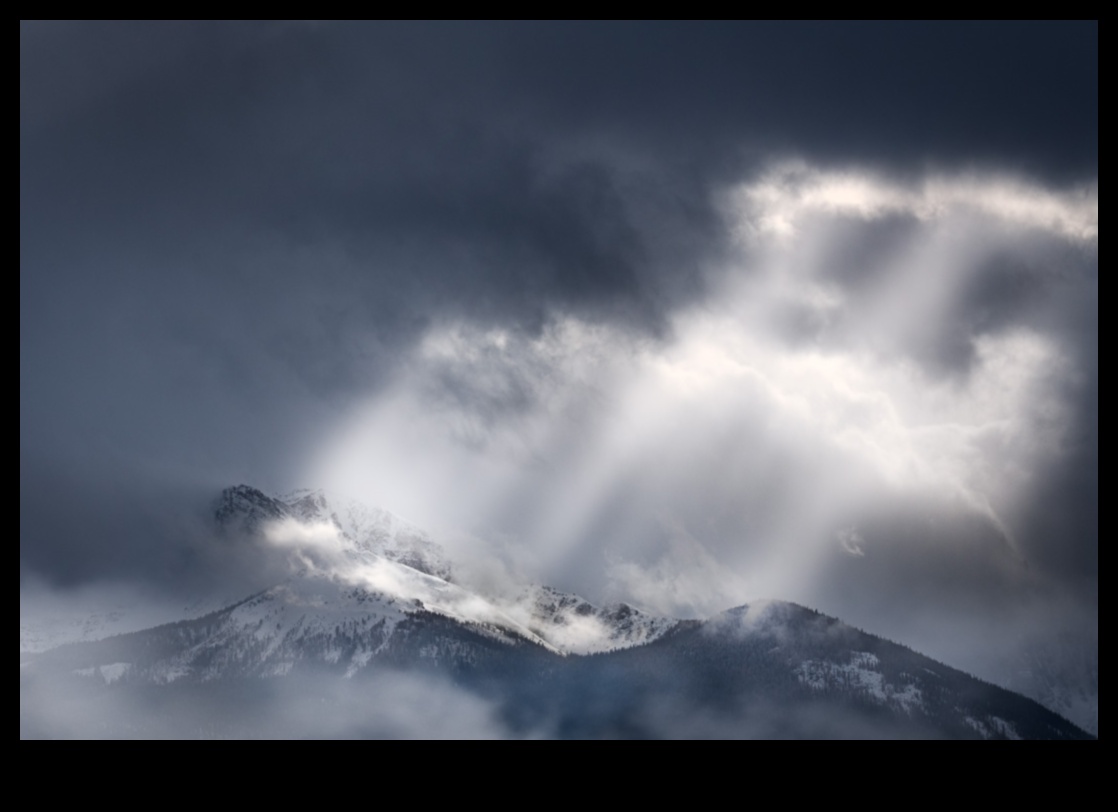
<box><xmin>21</xmin><ymin>21</ymin><xmax>1096</xmax><ymax>717</ymax></box>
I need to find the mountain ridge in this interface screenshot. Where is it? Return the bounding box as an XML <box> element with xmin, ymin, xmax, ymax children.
<box><xmin>22</xmin><ymin>590</ymin><xmax>1091</xmax><ymax>740</ymax></box>
<box><xmin>19</xmin><ymin>485</ymin><xmax>1096</xmax><ymax>740</ymax></box>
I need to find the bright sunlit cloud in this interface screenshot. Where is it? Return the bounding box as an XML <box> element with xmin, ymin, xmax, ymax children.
<box><xmin>733</xmin><ymin>162</ymin><xmax>1098</xmax><ymax>242</ymax></box>
<box><xmin>308</xmin><ymin>164</ymin><xmax>1093</xmax><ymax>619</ymax></box>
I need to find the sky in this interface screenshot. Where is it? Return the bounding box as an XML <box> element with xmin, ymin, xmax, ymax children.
<box><xmin>20</xmin><ymin>21</ymin><xmax>1097</xmax><ymax>712</ymax></box>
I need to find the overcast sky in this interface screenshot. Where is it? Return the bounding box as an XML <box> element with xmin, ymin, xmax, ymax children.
<box><xmin>20</xmin><ymin>22</ymin><xmax>1097</xmax><ymax>691</ymax></box>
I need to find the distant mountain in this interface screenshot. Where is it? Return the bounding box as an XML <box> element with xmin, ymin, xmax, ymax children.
<box><xmin>1007</xmin><ymin>639</ymin><xmax>1098</xmax><ymax>737</ymax></box>
<box><xmin>18</xmin><ymin>486</ymin><xmax>1096</xmax><ymax>740</ymax></box>
<box><xmin>21</xmin><ymin>611</ymin><xmax>136</xmax><ymax>656</ymax></box>
<box><xmin>20</xmin><ymin>594</ymin><xmax>236</xmax><ymax>657</ymax></box>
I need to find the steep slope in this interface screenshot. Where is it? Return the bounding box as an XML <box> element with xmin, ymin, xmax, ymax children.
<box><xmin>27</xmin><ymin>573</ymin><xmax>549</xmax><ymax>686</ymax></box>
<box><xmin>20</xmin><ymin>590</ymin><xmax>557</xmax><ymax>740</ymax></box>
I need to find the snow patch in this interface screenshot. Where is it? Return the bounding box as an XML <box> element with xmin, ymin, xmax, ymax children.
<box><xmin>964</xmin><ymin>716</ymin><xmax>1022</xmax><ymax>741</ymax></box>
<box><xmin>265</xmin><ymin>662</ymin><xmax>294</xmax><ymax>678</ymax></box>
<box><xmin>156</xmin><ymin>666</ymin><xmax>192</xmax><ymax>684</ymax></box>
<box><xmin>281</xmin><ymin>489</ymin><xmax>453</xmax><ymax>580</ymax></box>
<box><xmin>989</xmin><ymin>717</ymin><xmax>1022</xmax><ymax>741</ymax></box>
<box><xmin>133</xmin><ymin>554</ymin><xmax>556</xmax><ymax>683</ymax></box>
<box><xmin>257</xmin><ymin>502</ymin><xmax>556</xmax><ymax>652</ymax></box>
<box><xmin>221</xmin><ymin>489</ymin><xmax>672</xmax><ymax>658</ymax></box>
<box><xmin>100</xmin><ymin>663</ymin><xmax>130</xmax><ymax>684</ymax></box>
<box><xmin>797</xmin><ymin>652</ymin><xmax>924</xmax><ymax>713</ymax></box>
<box><xmin>345</xmin><ymin>650</ymin><xmax>376</xmax><ymax>679</ymax></box>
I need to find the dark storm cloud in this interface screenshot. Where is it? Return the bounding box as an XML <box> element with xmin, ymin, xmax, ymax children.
<box><xmin>21</xmin><ymin>20</ymin><xmax>1097</xmax><ymax>395</ymax></box>
<box><xmin>21</xmin><ymin>21</ymin><xmax>1097</xmax><ymax>312</ymax></box>
<box><xmin>21</xmin><ymin>20</ymin><xmax>1098</xmax><ymax>343</ymax></box>
<box><xmin>20</xmin><ymin>21</ymin><xmax>715</xmax><ymax>335</ymax></box>
<box><xmin>491</xmin><ymin>21</ymin><xmax>1097</xmax><ymax>179</ymax></box>
<box><xmin>18</xmin><ymin>453</ymin><xmax>287</xmax><ymax>594</ymax></box>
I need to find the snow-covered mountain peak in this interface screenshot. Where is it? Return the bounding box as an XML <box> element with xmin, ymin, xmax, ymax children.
<box><xmin>306</xmin><ymin>491</ymin><xmax>451</xmax><ymax>582</ymax></box>
<box><xmin>218</xmin><ymin>510</ymin><xmax>562</xmax><ymax>656</ymax></box>
<box><xmin>212</xmin><ymin>486</ymin><xmax>683</xmax><ymax>657</ymax></box>
<box><xmin>219</xmin><ymin>487</ymin><xmax>696</xmax><ymax>656</ymax></box>
<box><xmin>215</xmin><ymin>485</ymin><xmax>288</xmax><ymax>535</ymax></box>
<box><xmin>217</xmin><ymin>486</ymin><xmax>453</xmax><ymax>581</ymax></box>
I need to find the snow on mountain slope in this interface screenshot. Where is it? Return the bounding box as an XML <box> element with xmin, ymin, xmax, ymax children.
<box><xmin>21</xmin><ymin>486</ymin><xmax>448</xmax><ymax>657</ymax></box>
<box><xmin>796</xmin><ymin>652</ymin><xmax>926</xmax><ymax>715</ymax></box>
<box><xmin>145</xmin><ymin>578</ymin><xmax>420</xmax><ymax>682</ymax></box>
<box><xmin>317</xmin><ymin>553</ymin><xmax>558</xmax><ymax>652</ymax></box>
<box><xmin>648</xmin><ymin>601</ymin><xmax>1090</xmax><ymax>740</ymax></box>
<box><xmin>216</xmin><ymin>486</ymin><xmax>679</xmax><ymax>656</ymax></box>
<box><xmin>217</xmin><ymin>486</ymin><xmax>453</xmax><ymax>581</ymax></box>
<box><xmin>52</xmin><ymin>557</ymin><xmax>561</xmax><ymax>685</ymax></box>
<box><xmin>23</xmin><ymin>486</ymin><xmax>681</xmax><ymax>661</ymax></box>
<box><xmin>23</xmin><ymin>588</ymin><xmax>1093</xmax><ymax>739</ymax></box>
<box><xmin>283</xmin><ymin>489</ymin><xmax>452</xmax><ymax>581</ymax></box>
<box><xmin>224</xmin><ymin>524</ymin><xmax>560</xmax><ymax>661</ymax></box>
<box><xmin>500</xmin><ymin>585</ymin><xmax>677</xmax><ymax>655</ymax></box>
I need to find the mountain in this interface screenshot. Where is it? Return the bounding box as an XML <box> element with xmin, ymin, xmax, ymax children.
<box><xmin>20</xmin><ymin>487</ymin><xmax>671</xmax><ymax>662</ymax></box>
<box><xmin>545</xmin><ymin>603</ymin><xmax>1090</xmax><ymax>740</ymax></box>
<box><xmin>21</xmin><ymin>587</ymin><xmax>1089</xmax><ymax>740</ymax></box>
<box><xmin>18</xmin><ymin>485</ymin><xmax>1096</xmax><ymax>740</ymax></box>
<box><xmin>209</xmin><ymin>486</ymin><xmax>670</xmax><ymax>654</ymax></box>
